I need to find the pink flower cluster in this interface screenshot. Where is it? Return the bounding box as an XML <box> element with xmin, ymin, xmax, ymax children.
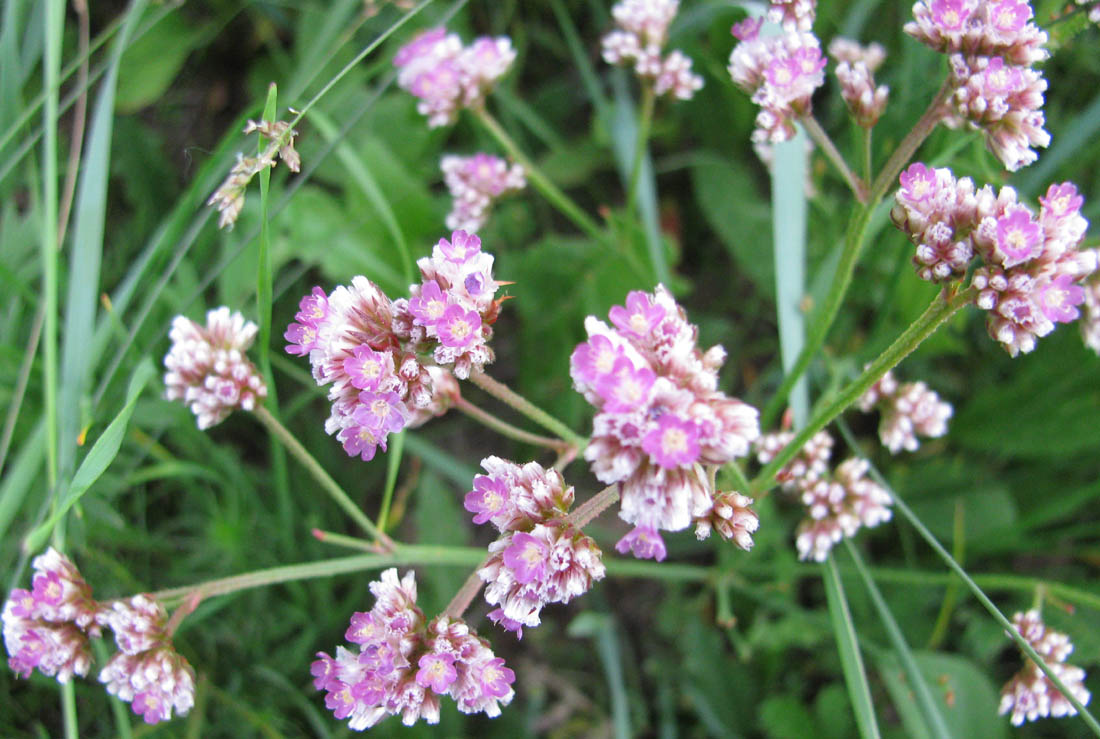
<box><xmin>394</xmin><ymin>27</ymin><xmax>515</xmax><ymax>127</ymax></box>
<box><xmin>97</xmin><ymin>596</ymin><xmax>197</xmax><ymax>724</ymax></box>
<box><xmin>756</xmin><ymin>431</ymin><xmax>892</xmax><ymax>561</ymax></box>
<box><xmin>571</xmin><ymin>285</ymin><xmax>761</xmax><ymax>560</ymax></box>
<box><xmin>999</xmin><ymin>610</ymin><xmax>1091</xmax><ymax>726</ymax></box>
<box><xmin>905</xmin><ymin>0</ymin><xmax>1050</xmax><ymax>170</ymax></box>
<box><xmin>828</xmin><ymin>38</ymin><xmax>889</xmax><ymax>128</ymax></box>
<box><xmin>728</xmin><ymin>20</ymin><xmax>827</xmax><ymax>143</ymax></box>
<box><xmin>601</xmin><ymin>0</ymin><xmax>704</xmax><ymax>100</ymax></box>
<box><xmin>464</xmin><ymin>457</ymin><xmax>605</xmax><ymax>638</ymax></box>
<box><xmin>441</xmin><ymin>153</ymin><xmax>526</xmax><ymax>232</ymax></box>
<box><xmin>857</xmin><ymin>369</ymin><xmax>952</xmax><ymax>454</ymax></box>
<box><xmin>311</xmin><ymin>569</ymin><xmax>515</xmax><ymax>729</ymax></box>
<box><xmin>286</xmin><ymin>230</ymin><xmax>505</xmax><ymax>461</ymax></box>
<box><xmin>892</xmin><ymin>163</ymin><xmax>1098</xmax><ymax>356</ymax></box>
<box><xmin>3</xmin><ymin>549</ymin><xmax>195</xmax><ymax>725</ymax></box>
<box><xmin>163</xmin><ymin>307</ymin><xmax>267</xmax><ymax>429</ymax></box>
<box><xmin>767</xmin><ymin>0</ymin><xmax>817</xmax><ymax>31</ymax></box>
<box><xmin>3</xmin><ymin>548</ymin><xmax>99</xmax><ymax>683</ymax></box>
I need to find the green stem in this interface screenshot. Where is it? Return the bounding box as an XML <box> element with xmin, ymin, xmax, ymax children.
<box><xmin>454</xmin><ymin>395</ymin><xmax>571</xmax><ymax>452</ymax></box>
<box><xmin>760</xmin><ymin>200</ymin><xmax>876</xmax><ymax>429</ymax></box>
<box><xmin>802</xmin><ymin>115</ymin><xmax>867</xmax><ymax>202</ymax></box>
<box><xmin>377</xmin><ymin>430</ymin><xmax>404</xmax><ymax>533</ymax></box>
<box><xmin>926</xmin><ymin>498</ymin><xmax>965</xmax><ymax>649</ymax></box>
<box><xmin>862</xmin><ymin>127</ymin><xmax>873</xmax><ymax>188</ymax></box>
<box><xmin>251</xmin><ymin>405</ymin><xmax>391</xmax><ymax>547</ymax></box>
<box><xmin>726</xmin><ymin>460</ymin><xmax>752</xmax><ymax>495</ymax></box>
<box><xmin>42</xmin><ymin>0</ymin><xmax>63</xmax><ymax>495</ymax></box>
<box><xmin>868</xmin><ymin>76</ymin><xmax>953</xmax><ymax>203</ymax></box>
<box><xmin>626</xmin><ymin>83</ymin><xmax>656</xmax><ymax>216</ymax></box>
<box><xmin>751</xmin><ymin>286</ymin><xmax>974</xmax><ymax>495</ymax></box>
<box><xmin>823</xmin><ymin>555</ymin><xmax>882</xmax><ymax>739</ymax></box>
<box><xmin>468</xmin><ymin>370</ymin><xmax>588</xmax><ymax>450</ymax></box>
<box><xmin>473</xmin><ymin>107</ymin><xmax>606</xmax><ymax>242</ymax></box>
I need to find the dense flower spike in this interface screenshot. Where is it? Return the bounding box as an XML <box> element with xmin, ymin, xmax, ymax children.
<box><xmin>313</xmin><ymin>569</ymin><xmax>515</xmax><ymax>729</ymax></box>
<box><xmin>571</xmin><ymin>286</ymin><xmax>761</xmax><ymax>558</ymax></box>
<box><xmin>905</xmin><ymin>0</ymin><xmax>1050</xmax><ymax>170</ymax></box>
<box><xmin>829</xmin><ymin>38</ymin><xmax>889</xmax><ymax>127</ymax></box>
<box><xmin>465</xmin><ymin>458</ymin><xmax>605</xmax><ymax>637</ymax></box>
<box><xmin>728</xmin><ymin>24</ymin><xmax>827</xmax><ymax>143</ymax></box>
<box><xmin>795</xmin><ymin>458</ymin><xmax>892</xmax><ymax>561</ymax></box>
<box><xmin>441</xmin><ymin>153</ymin><xmax>526</xmax><ymax>232</ymax></box>
<box><xmin>164</xmin><ymin>307</ymin><xmax>267</xmax><ymax>429</ymax></box>
<box><xmin>857</xmin><ymin>370</ymin><xmax>952</xmax><ymax>454</ymax></box>
<box><xmin>97</xmin><ymin>595</ymin><xmax>197</xmax><ymax>724</ymax></box>
<box><xmin>999</xmin><ymin>610</ymin><xmax>1091</xmax><ymax>725</ymax></box>
<box><xmin>394</xmin><ymin>27</ymin><xmax>515</xmax><ymax>127</ymax></box>
<box><xmin>287</xmin><ymin>230</ymin><xmax>507</xmax><ymax>459</ymax></box>
<box><xmin>601</xmin><ymin>0</ymin><xmax>704</xmax><ymax>100</ymax></box>
<box><xmin>3</xmin><ymin>548</ymin><xmax>100</xmax><ymax>683</ymax></box>
<box><xmin>892</xmin><ymin>166</ymin><xmax>1097</xmax><ymax>355</ymax></box>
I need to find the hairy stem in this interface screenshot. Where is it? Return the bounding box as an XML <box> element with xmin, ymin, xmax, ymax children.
<box><xmin>444</xmin><ymin>567</ymin><xmax>489</xmax><ymax>620</ymax></box>
<box><xmin>455</xmin><ymin>395</ymin><xmax>573</xmax><ymax>452</ymax></box>
<box><xmin>565</xmin><ymin>485</ymin><xmax>621</xmax><ymax>529</ymax></box>
<box><xmin>803</xmin><ymin>115</ymin><xmax>867</xmax><ymax>202</ymax></box>
<box><xmin>468</xmin><ymin>370</ymin><xmax>588</xmax><ymax>450</ymax></box>
<box><xmin>251</xmin><ymin>405</ymin><xmax>392</xmax><ymax>548</ymax></box>
<box><xmin>869</xmin><ymin>76</ymin><xmax>953</xmax><ymax>202</ymax></box>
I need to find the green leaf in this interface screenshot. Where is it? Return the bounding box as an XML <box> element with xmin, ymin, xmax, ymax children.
<box><xmin>822</xmin><ymin>556</ymin><xmax>881</xmax><ymax>739</ymax></box>
<box><xmin>760</xmin><ymin>695</ymin><xmax>816</xmax><ymax>739</ymax></box>
<box><xmin>24</xmin><ymin>358</ymin><xmax>155</xmax><ymax>553</ymax></box>
<box><xmin>878</xmin><ymin>652</ymin><xmax>1006</xmax><ymax>739</ymax></box>
<box><xmin>115</xmin><ymin>8</ymin><xmax>200</xmax><ymax>113</ymax></box>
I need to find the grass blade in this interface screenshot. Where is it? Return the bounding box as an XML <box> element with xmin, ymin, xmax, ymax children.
<box><xmin>843</xmin><ymin>540</ymin><xmax>951</xmax><ymax>737</ymax></box>
<box><xmin>24</xmin><ymin>358</ymin><xmax>155</xmax><ymax>554</ymax></box>
<box><xmin>823</xmin><ymin>555</ymin><xmax>882</xmax><ymax>739</ymax></box>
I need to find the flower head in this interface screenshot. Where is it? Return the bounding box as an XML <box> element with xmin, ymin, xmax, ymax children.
<box><xmin>999</xmin><ymin>610</ymin><xmax>1091</xmax><ymax>726</ymax></box>
<box><xmin>601</xmin><ymin>0</ymin><xmax>703</xmax><ymax>100</ymax></box>
<box><xmin>442</xmin><ymin>153</ymin><xmax>526</xmax><ymax>232</ymax></box>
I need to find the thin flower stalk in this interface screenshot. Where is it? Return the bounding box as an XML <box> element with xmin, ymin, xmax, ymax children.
<box><xmin>453</xmin><ymin>396</ymin><xmax>573</xmax><ymax>453</ymax></box>
<box><xmin>801</xmin><ymin>115</ymin><xmax>867</xmax><ymax>202</ymax></box>
<box><xmin>468</xmin><ymin>370</ymin><xmax>588</xmax><ymax>450</ymax></box>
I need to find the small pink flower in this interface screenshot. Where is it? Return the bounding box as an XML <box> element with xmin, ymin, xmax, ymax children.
<box><xmin>765</xmin><ymin>58</ymin><xmax>802</xmax><ymax>90</ymax></box>
<box><xmin>609</xmin><ymin>291</ymin><xmax>665</xmax><ymax>339</ymax></box>
<box><xmin>436</xmin><ymin>304</ymin><xmax>482</xmax><ymax>348</ymax></box>
<box><xmin>502</xmin><ymin>532</ymin><xmax>549</xmax><ymax>585</ymax></box>
<box><xmin>570</xmin><ymin>334</ymin><xmax>624</xmax><ymax>387</ymax></box>
<box><xmin>991</xmin><ymin>0</ymin><xmax>1030</xmax><ymax>33</ymax></box>
<box><xmin>996</xmin><ymin>209</ymin><xmax>1042</xmax><ymax>265</ymax></box>
<box><xmin>324</xmin><ymin>681</ymin><xmax>356</xmax><ymax>720</ymax></box>
<box><xmin>899</xmin><ymin>163</ymin><xmax>937</xmax><ymax>202</ymax></box>
<box><xmin>438</xmin><ymin>230</ymin><xmax>482</xmax><ymax>263</ymax></box>
<box><xmin>596</xmin><ymin>358</ymin><xmax>656</xmax><ymax>413</ymax></box>
<box><xmin>479</xmin><ymin>657</ymin><xmax>515</xmax><ymax>698</ymax></box>
<box><xmin>409</xmin><ymin>281</ymin><xmax>449</xmax><ymax>326</ymax></box>
<box><xmin>343</xmin><ymin>346</ymin><xmax>393</xmax><ymax>391</ymax></box>
<box><xmin>31</xmin><ymin>572</ymin><xmax>64</xmax><ymax>607</ymax></box>
<box><xmin>345</xmin><ymin>612</ymin><xmax>380</xmax><ymax>645</ymax></box>
<box><xmin>393</xmin><ymin>28</ymin><xmax>448</xmax><ymax>67</ymax></box>
<box><xmin>416</xmin><ymin>652</ymin><xmax>458</xmax><ymax>694</ymax></box>
<box><xmin>730</xmin><ymin>17</ymin><xmax>763</xmax><ymax>41</ymax></box>
<box><xmin>1038</xmin><ymin>276</ymin><xmax>1085</xmax><ymax>324</ymax></box>
<box><xmin>356</xmin><ymin>390</ymin><xmax>409</xmax><ymax>434</ymax></box>
<box><xmin>930</xmin><ymin>0</ymin><xmax>971</xmax><ymax>30</ymax></box>
<box><xmin>338</xmin><ymin>423</ymin><xmax>380</xmax><ymax>462</ymax></box>
<box><xmin>642</xmin><ymin>414</ymin><xmax>701</xmax><ymax>468</ymax></box>
<box><xmin>464</xmin><ymin>475</ymin><xmax>510</xmax><ymax>525</ymax></box>
<box><xmin>310</xmin><ymin>652</ymin><xmax>338</xmax><ymax>690</ymax></box>
<box><xmin>133</xmin><ymin>691</ymin><xmax>170</xmax><ymax>724</ymax></box>
<box><xmin>615</xmin><ymin>525</ymin><xmax>667</xmax><ymax>561</ymax></box>
<box><xmin>983</xmin><ymin>57</ymin><xmax>1022</xmax><ymax>96</ymax></box>
<box><xmin>1040</xmin><ymin>183</ymin><xmax>1083</xmax><ymax>219</ymax></box>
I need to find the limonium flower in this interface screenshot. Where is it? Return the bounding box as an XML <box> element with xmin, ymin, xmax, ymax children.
<box><xmin>755</xmin><ymin>430</ymin><xmax>891</xmax><ymax>561</ymax></box>
<box><xmin>905</xmin><ymin>0</ymin><xmax>1050</xmax><ymax>170</ymax></box>
<box><xmin>893</xmin><ymin>165</ymin><xmax>1098</xmax><ymax>356</ymax></box>
<box><xmin>97</xmin><ymin>595</ymin><xmax>196</xmax><ymax>724</ymax></box>
<box><xmin>571</xmin><ymin>286</ymin><xmax>761</xmax><ymax>559</ymax></box>
<box><xmin>394</xmin><ymin>27</ymin><xmax>515</xmax><ymax>127</ymax></box>
<box><xmin>465</xmin><ymin>458</ymin><xmax>605</xmax><ymax>638</ymax></box>
<box><xmin>767</xmin><ymin>0</ymin><xmax>817</xmax><ymax>31</ymax></box>
<box><xmin>601</xmin><ymin>0</ymin><xmax>704</xmax><ymax>100</ymax></box>
<box><xmin>312</xmin><ymin>569</ymin><xmax>515</xmax><ymax>729</ymax></box>
<box><xmin>999</xmin><ymin>610</ymin><xmax>1091</xmax><ymax>725</ymax></box>
<box><xmin>829</xmin><ymin>38</ymin><xmax>889</xmax><ymax>127</ymax></box>
<box><xmin>163</xmin><ymin>307</ymin><xmax>268</xmax><ymax>429</ymax></box>
<box><xmin>728</xmin><ymin>20</ymin><xmax>827</xmax><ymax>143</ymax></box>
<box><xmin>441</xmin><ymin>153</ymin><xmax>526</xmax><ymax>232</ymax></box>
<box><xmin>287</xmin><ymin>230</ymin><xmax>508</xmax><ymax>461</ymax></box>
<box><xmin>858</xmin><ymin>369</ymin><xmax>952</xmax><ymax>454</ymax></box>
<box><xmin>3</xmin><ymin>548</ymin><xmax>100</xmax><ymax>683</ymax></box>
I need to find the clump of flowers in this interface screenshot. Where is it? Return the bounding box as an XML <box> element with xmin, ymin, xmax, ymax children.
<box><xmin>857</xmin><ymin>369</ymin><xmax>952</xmax><ymax>454</ymax></box>
<box><xmin>164</xmin><ymin>307</ymin><xmax>268</xmax><ymax>429</ymax></box>
<box><xmin>311</xmin><ymin>568</ymin><xmax>515</xmax><ymax>729</ymax></box>
<box><xmin>601</xmin><ymin>0</ymin><xmax>704</xmax><ymax>100</ymax></box>
<box><xmin>3</xmin><ymin>548</ymin><xmax>100</xmax><ymax>683</ymax></box>
<box><xmin>892</xmin><ymin>164</ymin><xmax>1098</xmax><ymax>356</ymax></box>
<box><xmin>207</xmin><ymin>118</ymin><xmax>300</xmax><ymax>229</ymax></box>
<box><xmin>999</xmin><ymin>610</ymin><xmax>1091</xmax><ymax>726</ymax></box>
<box><xmin>755</xmin><ymin>430</ymin><xmax>892</xmax><ymax>561</ymax></box>
<box><xmin>728</xmin><ymin>18</ymin><xmax>827</xmax><ymax>143</ymax></box>
<box><xmin>570</xmin><ymin>285</ymin><xmax>761</xmax><ymax>560</ymax></box>
<box><xmin>829</xmin><ymin>38</ymin><xmax>889</xmax><ymax>127</ymax></box>
<box><xmin>286</xmin><ymin>230</ymin><xmax>508</xmax><ymax>461</ymax></box>
<box><xmin>905</xmin><ymin>0</ymin><xmax>1050</xmax><ymax>170</ymax></box>
<box><xmin>97</xmin><ymin>596</ymin><xmax>197</xmax><ymax>724</ymax></box>
<box><xmin>394</xmin><ymin>28</ymin><xmax>515</xmax><ymax>127</ymax></box>
<box><xmin>465</xmin><ymin>458</ymin><xmax>605</xmax><ymax>638</ymax></box>
<box><xmin>441</xmin><ymin>153</ymin><xmax>526</xmax><ymax>232</ymax></box>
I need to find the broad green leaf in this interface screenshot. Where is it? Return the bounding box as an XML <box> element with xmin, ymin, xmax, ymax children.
<box><xmin>115</xmin><ymin>8</ymin><xmax>200</xmax><ymax>113</ymax></box>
